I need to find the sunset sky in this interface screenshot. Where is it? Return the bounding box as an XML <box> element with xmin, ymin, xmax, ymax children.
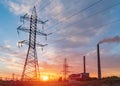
<box><xmin>0</xmin><ymin>0</ymin><xmax>120</xmax><ymax>80</ymax></box>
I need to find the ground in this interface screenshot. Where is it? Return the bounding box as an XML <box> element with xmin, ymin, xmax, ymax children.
<box><xmin>0</xmin><ymin>76</ymin><xmax>120</xmax><ymax>86</ymax></box>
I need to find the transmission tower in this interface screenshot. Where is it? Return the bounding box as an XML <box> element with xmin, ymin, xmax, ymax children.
<box><xmin>17</xmin><ymin>6</ymin><xmax>50</xmax><ymax>81</ymax></box>
<box><xmin>63</xmin><ymin>58</ymin><xmax>70</xmax><ymax>81</ymax></box>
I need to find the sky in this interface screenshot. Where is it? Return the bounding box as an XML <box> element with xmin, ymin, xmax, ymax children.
<box><xmin>0</xmin><ymin>0</ymin><xmax>120</xmax><ymax>80</ymax></box>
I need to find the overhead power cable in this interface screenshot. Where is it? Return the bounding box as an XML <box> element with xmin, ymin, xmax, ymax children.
<box><xmin>50</xmin><ymin>1</ymin><xmax>120</xmax><ymax>33</ymax></box>
<box><xmin>46</xmin><ymin>0</ymin><xmax>104</xmax><ymax>31</ymax></box>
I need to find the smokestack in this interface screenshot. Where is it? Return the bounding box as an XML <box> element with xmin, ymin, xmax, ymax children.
<box><xmin>12</xmin><ymin>73</ymin><xmax>15</xmax><ymax>81</ymax></box>
<box><xmin>83</xmin><ymin>56</ymin><xmax>86</xmax><ymax>73</ymax></box>
<box><xmin>97</xmin><ymin>44</ymin><xmax>101</xmax><ymax>79</ymax></box>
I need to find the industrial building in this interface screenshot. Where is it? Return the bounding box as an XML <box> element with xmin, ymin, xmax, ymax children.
<box><xmin>69</xmin><ymin>56</ymin><xmax>89</xmax><ymax>81</ymax></box>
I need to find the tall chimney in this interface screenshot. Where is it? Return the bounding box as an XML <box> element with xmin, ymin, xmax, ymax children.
<box><xmin>83</xmin><ymin>56</ymin><xmax>86</xmax><ymax>73</ymax></box>
<box><xmin>12</xmin><ymin>73</ymin><xmax>15</xmax><ymax>81</ymax></box>
<box><xmin>97</xmin><ymin>44</ymin><xmax>101</xmax><ymax>79</ymax></box>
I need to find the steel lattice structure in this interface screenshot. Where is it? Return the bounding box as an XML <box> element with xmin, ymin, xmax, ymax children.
<box><xmin>63</xmin><ymin>58</ymin><xmax>70</xmax><ymax>81</ymax></box>
<box><xmin>17</xmin><ymin>6</ymin><xmax>50</xmax><ymax>81</ymax></box>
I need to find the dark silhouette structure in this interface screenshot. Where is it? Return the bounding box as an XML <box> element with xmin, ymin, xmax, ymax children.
<box><xmin>63</xmin><ymin>58</ymin><xmax>70</xmax><ymax>81</ymax></box>
<box><xmin>82</xmin><ymin>56</ymin><xmax>89</xmax><ymax>79</ymax></box>
<box><xmin>97</xmin><ymin>44</ymin><xmax>101</xmax><ymax>79</ymax></box>
<box><xmin>69</xmin><ymin>56</ymin><xmax>89</xmax><ymax>81</ymax></box>
<box><xmin>83</xmin><ymin>56</ymin><xmax>86</xmax><ymax>73</ymax></box>
<box><xmin>17</xmin><ymin>6</ymin><xmax>49</xmax><ymax>81</ymax></box>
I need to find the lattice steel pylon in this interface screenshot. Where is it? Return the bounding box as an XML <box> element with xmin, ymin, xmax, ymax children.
<box><xmin>63</xmin><ymin>58</ymin><xmax>70</xmax><ymax>81</ymax></box>
<box><xmin>17</xmin><ymin>6</ymin><xmax>50</xmax><ymax>81</ymax></box>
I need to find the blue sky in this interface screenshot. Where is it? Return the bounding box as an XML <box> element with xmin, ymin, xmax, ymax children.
<box><xmin>0</xmin><ymin>0</ymin><xmax>120</xmax><ymax>79</ymax></box>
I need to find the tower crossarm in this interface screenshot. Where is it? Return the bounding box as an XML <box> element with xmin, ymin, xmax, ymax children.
<box><xmin>20</xmin><ymin>13</ymin><xmax>30</xmax><ymax>23</ymax></box>
<box><xmin>17</xmin><ymin>26</ymin><xmax>30</xmax><ymax>33</ymax></box>
<box><xmin>20</xmin><ymin>13</ymin><xmax>48</xmax><ymax>25</ymax></box>
<box><xmin>36</xmin><ymin>43</ymin><xmax>48</xmax><ymax>47</ymax></box>
<box><xmin>36</xmin><ymin>30</ymin><xmax>52</xmax><ymax>36</ymax></box>
<box><xmin>37</xmin><ymin>19</ymin><xmax>48</xmax><ymax>24</ymax></box>
<box><xmin>17</xmin><ymin>25</ymin><xmax>50</xmax><ymax>36</ymax></box>
<box><xmin>18</xmin><ymin>40</ymin><xmax>28</xmax><ymax>47</ymax></box>
<box><xmin>18</xmin><ymin>40</ymin><xmax>48</xmax><ymax>48</ymax></box>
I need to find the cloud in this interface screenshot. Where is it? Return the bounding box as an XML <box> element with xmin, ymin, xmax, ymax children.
<box><xmin>0</xmin><ymin>0</ymin><xmax>120</xmax><ymax>78</ymax></box>
<box><xmin>86</xmin><ymin>47</ymin><xmax>120</xmax><ymax>76</ymax></box>
<box><xmin>43</xmin><ymin>0</ymin><xmax>64</xmax><ymax>25</ymax></box>
<box><xmin>48</xmin><ymin>0</ymin><xmax>118</xmax><ymax>50</ymax></box>
<box><xmin>40</xmin><ymin>45</ymin><xmax>120</xmax><ymax>77</ymax></box>
<box><xmin>8</xmin><ymin>1</ymin><xmax>30</xmax><ymax>15</ymax></box>
<box><xmin>6</xmin><ymin>0</ymin><xmax>42</xmax><ymax>15</ymax></box>
<box><xmin>0</xmin><ymin>41</ymin><xmax>26</xmax><ymax>75</ymax></box>
<box><xmin>4</xmin><ymin>0</ymin><xmax>116</xmax><ymax>49</ymax></box>
<box><xmin>0</xmin><ymin>45</ymin><xmax>12</xmax><ymax>52</ymax></box>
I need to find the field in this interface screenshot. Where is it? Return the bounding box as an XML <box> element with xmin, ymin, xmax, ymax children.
<box><xmin>0</xmin><ymin>77</ymin><xmax>120</xmax><ymax>86</ymax></box>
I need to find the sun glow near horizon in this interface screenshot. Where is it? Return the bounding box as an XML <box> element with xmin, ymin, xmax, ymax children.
<box><xmin>41</xmin><ymin>75</ymin><xmax>49</xmax><ymax>81</ymax></box>
<box><xmin>40</xmin><ymin>72</ymin><xmax>60</xmax><ymax>81</ymax></box>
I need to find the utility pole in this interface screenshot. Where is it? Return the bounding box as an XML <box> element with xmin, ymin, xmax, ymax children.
<box><xmin>17</xmin><ymin>6</ymin><xmax>50</xmax><ymax>81</ymax></box>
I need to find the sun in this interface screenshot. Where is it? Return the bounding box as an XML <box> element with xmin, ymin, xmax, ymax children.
<box><xmin>42</xmin><ymin>75</ymin><xmax>49</xmax><ymax>81</ymax></box>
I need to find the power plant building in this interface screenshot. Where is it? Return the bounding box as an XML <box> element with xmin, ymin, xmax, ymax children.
<box><xmin>69</xmin><ymin>56</ymin><xmax>89</xmax><ymax>81</ymax></box>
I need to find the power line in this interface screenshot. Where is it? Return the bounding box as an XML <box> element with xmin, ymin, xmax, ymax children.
<box><xmin>80</xmin><ymin>2</ymin><xmax>120</xmax><ymax>22</ymax></box>
<box><xmin>93</xmin><ymin>19</ymin><xmax>120</xmax><ymax>29</ymax></box>
<box><xmin>46</xmin><ymin>0</ymin><xmax>104</xmax><ymax>31</ymax></box>
<box><xmin>33</xmin><ymin>0</ymin><xmax>120</xmax><ymax>34</ymax></box>
<box><xmin>37</xmin><ymin>0</ymin><xmax>80</xmax><ymax>16</ymax></box>
<box><xmin>50</xmin><ymin>1</ymin><xmax>120</xmax><ymax>33</ymax></box>
<box><xmin>33</xmin><ymin>0</ymin><xmax>104</xmax><ymax>32</ymax></box>
<box><xmin>34</xmin><ymin>0</ymin><xmax>120</xmax><ymax>43</ymax></box>
<box><xmin>36</xmin><ymin>0</ymin><xmax>105</xmax><ymax>33</ymax></box>
<box><xmin>45</xmin><ymin>0</ymin><xmax>81</xmax><ymax>20</ymax></box>
<box><xmin>34</xmin><ymin>0</ymin><xmax>41</xmax><ymax>8</ymax></box>
<box><xmin>37</xmin><ymin>0</ymin><xmax>52</xmax><ymax>13</ymax></box>
<box><xmin>49</xmin><ymin>18</ymin><xmax>120</xmax><ymax>44</ymax></box>
<box><xmin>66</xmin><ymin>19</ymin><xmax>120</xmax><ymax>36</ymax></box>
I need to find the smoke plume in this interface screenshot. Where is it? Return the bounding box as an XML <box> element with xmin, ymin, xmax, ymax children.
<box><xmin>99</xmin><ymin>36</ymin><xmax>120</xmax><ymax>44</ymax></box>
